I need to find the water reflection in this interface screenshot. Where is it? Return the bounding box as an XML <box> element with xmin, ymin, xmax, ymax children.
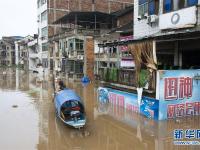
<box><xmin>0</xmin><ymin>69</ymin><xmax>200</xmax><ymax>150</ymax></box>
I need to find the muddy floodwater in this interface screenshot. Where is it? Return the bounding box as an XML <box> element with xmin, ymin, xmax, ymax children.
<box><xmin>0</xmin><ymin>69</ymin><xmax>200</xmax><ymax>150</ymax></box>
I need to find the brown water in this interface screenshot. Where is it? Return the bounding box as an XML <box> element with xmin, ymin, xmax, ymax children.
<box><xmin>0</xmin><ymin>69</ymin><xmax>200</xmax><ymax>150</ymax></box>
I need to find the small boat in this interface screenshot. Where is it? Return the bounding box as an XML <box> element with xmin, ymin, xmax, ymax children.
<box><xmin>54</xmin><ymin>88</ymin><xmax>86</xmax><ymax>128</ymax></box>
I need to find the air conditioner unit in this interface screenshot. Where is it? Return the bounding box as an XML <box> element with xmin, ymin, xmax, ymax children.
<box><xmin>137</xmin><ymin>15</ymin><xmax>142</xmax><ymax>20</ymax></box>
<box><xmin>144</xmin><ymin>13</ymin><xmax>148</xmax><ymax>18</ymax></box>
<box><xmin>77</xmin><ymin>55</ymin><xmax>84</xmax><ymax>60</ymax></box>
<box><xmin>148</xmin><ymin>15</ymin><xmax>158</xmax><ymax>23</ymax></box>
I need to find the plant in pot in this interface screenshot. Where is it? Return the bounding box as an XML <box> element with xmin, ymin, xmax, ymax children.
<box><xmin>137</xmin><ymin>69</ymin><xmax>149</xmax><ymax>111</ymax></box>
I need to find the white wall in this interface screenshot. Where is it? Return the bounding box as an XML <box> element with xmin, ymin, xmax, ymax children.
<box><xmin>15</xmin><ymin>42</ymin><xmax>19</xmax><ymax>65</ymax></box>
<box><xmin>37</xmin><ymin>2</ymin><xmax>48</xmax><ymax>66</ymax></box>
<box><xmin>133</xmin><ymin>0</ymin><xmax>160</xmax><ymax>39</ymax></box>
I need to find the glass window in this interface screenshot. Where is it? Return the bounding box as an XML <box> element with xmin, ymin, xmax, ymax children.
<box><xmin>68</xmin><ymin>39</ymin><xmax>74</xmax><ymax>51</ymax></box>
<box><xmin>42</xmin><ymin>58</ymin><xmax>48</xmax><ymax>68</ymax></box>
<box><xmin>138</xmin><ymin>0</ymin><xmax>148</xmax><ymax>16</ymax></box>
<box><xmin>37</xmin><ymin>0</ymin><xmax>40</xmax><ymax>8</ymax></box>
<box><xmin>41</xmin><ymin>11</ymin><xmax>47</xmax><ymax>22</ymax></box>
<box><xmin>188</xmin><ymin>0</ymin><xmax>198</xmax><ymax>6</ymax></box>
<box><xmin>42</xmin><ymin>43</ymin><xmax>48</xmax><ymax>51</ymax></box>
<box><xmin>163</xmin><ymin>0</ymin><xmax>198</xmax><ymax>13</ymax></box>
<box><xmin>139</xmin><ymin>0</ymin><xmax>159</xmax><ymax>17</ymax></box>
<box><xmin>38</xmin><ymin>15</ymin><xmax>40</xmax><ymax>22</ymax></box>
<box><xmin>41</xmin><ymin>0</ymin><xmax>46</xmax><ymax>5</ymax></box>
<box><xmin>75</xmin><ymin>39</ymin><xmax>84</xmax><ymax>51</ymax></box>
<box><xmin>41</xmin><ymin>27</ymin><xmax>48</xmax><ymax>37</ymax></box>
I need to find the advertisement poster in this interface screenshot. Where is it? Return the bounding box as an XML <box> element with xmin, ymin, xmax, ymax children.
<box><xmin>98</xmin><ymin>87</ymin><xmax>159</xmax><ymax>120</ymax></box>
<box><xmin>157</xmin><ymin>70</ymin><xmax>200</xmax><ymax>120</ymax></box>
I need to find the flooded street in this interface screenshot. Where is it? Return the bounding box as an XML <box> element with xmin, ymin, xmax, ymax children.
<box><xmin>0</xmin><ymin>69</ymin><xmax>200</xmax><ymax>150</ymax></box>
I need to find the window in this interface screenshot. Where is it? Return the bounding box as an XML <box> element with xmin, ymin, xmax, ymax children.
<box><xmin>59</xmin><ymin>41</ymin><xmax>62</xmax><ymax>50</ymax></box>
<box><xmin>138</xmin><ymin>0</ymin><xmax>148</xmax><ymax>16</ymax></box>
<box><xmin>75</xmin><ymin>39</ymin><xmax>84</xmax><ymax>51</ymax></box>
<box><xmin>38</xmin><ymin>15</ymin><xmax>40</xmax><ymax>22</ymax></box>
<box><xmin>42</xmin><ymin>43</ymin><xmax>48</xmax><ymax>51</ymax></box>
<box><xmin>41</xmin><ymin>11</ymin><xmax>47</xmax><ymax>22</ymax></box>
<box><xmin>41</xmin><ymin>27</ymin><xmax>48</xmax><ymax>38</ymax></box>
<box><xmin>37</xmin><ymin>0</ymin><xmax>40</xmax><ymax>8</ymax></box>
<box><xmin>41</xmin><ymin>0</ymin><xmax>47</xmax><ymax>5</ymax></box>
<box><xmin>188</xmin><ymin>0</ymin><xmax>198</xmax><ymax>6</ymax></box>
<box><xmin>163</xmin><ymin>0</ymin><xmax>198</xmax><ymax>13</ymax></box>
<box><xmin>148</xmin><ymin>0</ymin><xmax>159</xmax><ymax>15</ymax></box>
<box><xmin>138</xmin><ymin>0</ymin><xmax>159</xmax><ymax>17</ymax></box>
<box><xmin>42</xmin><ymin>58</ymin><xmax>48</xmax><ymax>68</ymax></box>
<box><xmin>68</xmin><ymin>39</ymin><xmax>74</xmax><ymax>51</ymax></box>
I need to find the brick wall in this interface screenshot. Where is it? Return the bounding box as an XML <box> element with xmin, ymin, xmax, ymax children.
<box><xmin>48</xmin><ymin>0</ymin><xmax>134</xmax><ymax>37</ymax></box>
<box><xmin>118</xmin><ymin>12</ymin><xmax>133</xmax><ymax>27</ymax></box>
<box><xmin>85</xmin><ymin>37</ymin><xmax>94</xmax><ymax>80</ymax></box>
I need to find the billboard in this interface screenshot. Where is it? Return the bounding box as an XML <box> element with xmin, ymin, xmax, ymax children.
<box><xmin>156</xmin><ymin>70</ymin><xmax>200</xmax><ymax>120</ymax></box>
<box><xmin>97</xmin><ymin>87</ymin><xmax>159</xmax><ymax>120</ymax></box>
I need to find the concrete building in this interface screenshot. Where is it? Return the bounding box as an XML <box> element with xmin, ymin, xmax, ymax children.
<box><xmin>15</xmin><ymin>36</ymin><xmax>34</xmax><ymax>70</ymax></box>
<box><xmin>94</xmin><ymin>6</ymin><xmax>134</xmax><ymax>86</ymax></box>
<box><xmin>48</xmin><ymin>0</ymin><xmax>133</xmax><ymax>80</ymax></box>
<box><xmin>0</xmin><ymin>36</ymin><xmax>22</xmax><ymax>66</ymax></box>
<box><xmin>133</xmin><ymin>0</ymin><xmax>200</xmax><ymax>69</ymax></box>
<box><xmin>95</xmin><ymin>0</ymin><xmax>200</xmax><ymax>93</ymax></box>
<box><xmin>28</xmin><ymin>35</ymin><xmax>40</xmax><ymax>71</ymax></box>
<box><xmin>37</xmin><ymin>0</ymin><xmax>49</xmax><ymax>74</ymax></box>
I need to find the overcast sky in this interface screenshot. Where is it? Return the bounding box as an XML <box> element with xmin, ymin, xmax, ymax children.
<box><xmin>0</xmin><ymin>0</ymin><xmax>37</xmax><ymax>38</ymax></box>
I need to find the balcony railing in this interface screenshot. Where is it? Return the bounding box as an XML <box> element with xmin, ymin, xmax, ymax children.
<box><xmin>97</xmin><ymin>68</ymin><xmax>156</xmax><ymax>91</ymax></box>
<box><xmin>98</xmin><ymin>68</ymin><xmax>136</xmax><ymax>87</ymax></box>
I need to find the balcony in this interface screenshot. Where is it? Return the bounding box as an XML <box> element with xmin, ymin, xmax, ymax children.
<box><xmin>98</xmin><ymin>68</ymin><xmax>136</xmax><ymax>87</ymax></box>
<box><xmin>28</xmin><ymin>40</ymin><xmax>37</xmax><ymax>47</ymax></box>
<box><xmin>29</xmin><ymin>53</ymin><xmax>39</xmax><ymax>59</ymax></box>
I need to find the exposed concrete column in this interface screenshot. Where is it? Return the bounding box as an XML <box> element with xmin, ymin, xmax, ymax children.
<box><xmin>174</xmin><ymin>41</ymin><xmax>179</xmax><ymax>66</ymax></box>
<box><xmin>116</xmin><ymin>46</ymin><xmax>120</xmax><ymax>68</ymax></box>
<box><xmin>15</xmin><ymin>42</ymin><xmax>19</xmax><ymax>65</ymax></box>
<box><xmin>153</xmin><ymin>40</ymin><xmax>157</xmax><ymax>64</ymax></box>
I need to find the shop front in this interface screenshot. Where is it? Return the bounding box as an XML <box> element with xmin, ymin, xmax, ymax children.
<box><xmin>97</xmin><ymin>31</ymin><xmax>200</xmax><ymax>120</ymax></box>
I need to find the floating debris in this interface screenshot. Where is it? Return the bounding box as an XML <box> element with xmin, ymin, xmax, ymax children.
<box><xmin>12</xmin><ymin>105</ymin><xmax>18</xmax><ymax>108</ymax></box>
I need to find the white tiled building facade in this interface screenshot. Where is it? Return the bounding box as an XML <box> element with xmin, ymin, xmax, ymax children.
<box><xmin>37</xmin><ymin>0</ymin><xmax>48</xmax><ymax>73</ymax></box>
<box><xmin>134</xmin><ymin>0</ymin><xmax>200</xmax><ymax>39</ymax></box>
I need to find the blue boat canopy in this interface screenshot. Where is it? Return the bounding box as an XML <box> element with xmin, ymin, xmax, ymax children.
<box><xmin>55</xmin><ymin>89</ymin><xmax>82</xmax><ymax>113</ymax></box>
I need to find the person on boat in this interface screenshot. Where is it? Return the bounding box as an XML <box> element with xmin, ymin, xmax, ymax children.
<box><xmin>58</xmin><ymin>80</ymin><xmax>66</xmax><ymax>91</ymax></box>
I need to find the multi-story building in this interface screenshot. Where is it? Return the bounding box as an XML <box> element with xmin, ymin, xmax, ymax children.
<box><xmin>15</xmin><ymin>36</ymin><xmax>34</xmax><ymax>70</ymax></box>
<box><xmin>134</xmin><ymin>0</ymin><xmax>200</xmax><ymax>69</ymax></box>
<box><xmin>94</xmin><ymin>5</ymin><xmax>134</xmax><ymax>87</ymax></box>
<box><xmin>48</xmin><ymin>0</ymin><xmax>133</xmax><ymax>80</ymax></box>
<box><xmin>96</xmin><ymin>0</ymin><xmax>200</xmax><ymax>93</ymax></box>
<box><xmin>37</xmin><ymin>0</ymin><xmax>49</xmax><ymax>74</ymax></box>
<box><xmin>0</xmin><ymin>36</ymin><xmax>22</xmax><ymax>66</ymax></box>
<box><xmin>28</xmin><ymin>35</ymin><xmax>40</xmax><ymax>71</ymax></box>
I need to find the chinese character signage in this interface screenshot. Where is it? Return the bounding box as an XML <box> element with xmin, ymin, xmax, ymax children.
<box><xmin>156</xmin><ymin>70</ymin><xmax>200</xmax><ymax>120</ymax></box>
<box><xmin>119</xmin><ymin>35</ymin><xmax>133</xmax><ymax>51</ymax></box>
